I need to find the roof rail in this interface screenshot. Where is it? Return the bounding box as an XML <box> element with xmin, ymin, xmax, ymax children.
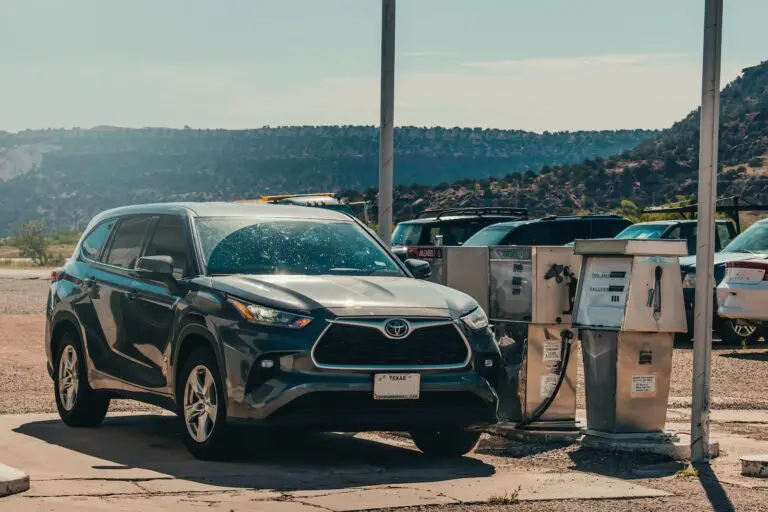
<box><xmin>417</xmin><ymin>207</ymin><xmax>529</xmax><ymax>220</ymax></box>
<box><xmin>538</xmin><ymin>213</ymin><xmax>623</xmax><ymax>221</ymax></box>
<box><xmin>261</xmin><ymin>192</ymin><xmax>338</xmax><ymax>201</ymax></box>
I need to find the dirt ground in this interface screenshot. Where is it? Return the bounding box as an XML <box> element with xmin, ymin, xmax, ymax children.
<box><xmin>2</xmin><ymin>278</ymin><xmax>768</xmax><ymax>510</ymax></box>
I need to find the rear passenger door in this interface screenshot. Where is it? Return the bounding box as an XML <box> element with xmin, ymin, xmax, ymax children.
<box><xmin>120</xmin><ymin>215</ymin><xmax>192</xmax><ymax>394</ymax></box>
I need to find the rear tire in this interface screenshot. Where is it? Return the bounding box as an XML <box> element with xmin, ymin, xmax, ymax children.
<box><xmin>715</xmin><ymin>317</ymin><xmax>761</xmax><ymax>345</ymax></box>
<box><xmin>54</xmin><ymin>333</ymin><xmax>110</xmax><ymax>427</ymax></box>
<box><xmin>177</xmin><ymin>347</ymin><xmax>229</xmax><ymax>460</ymax></box>
<box><xmin>410</xmin><ymin>428</ymin><xmax>481</xmax><ymax>457</ymax></box>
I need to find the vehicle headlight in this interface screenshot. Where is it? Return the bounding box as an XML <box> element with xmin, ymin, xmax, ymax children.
<box><xmin>461</xmin><ymin>307</ymin><xmax>489</xmax><ymax>330</ymax></box>
<box><xmin>228</xmin><ymin>299</ymin><xmax>312</xmax><ymax>329</ymax></box>
<box><xmin>682</xmin><ymin>272</ymin><xmax>696</xmax><ymax>289</ymax></box>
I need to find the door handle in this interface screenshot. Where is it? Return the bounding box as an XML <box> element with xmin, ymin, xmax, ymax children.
<box><xmin>125</xmin><ymin>290</ymin><xmax>138</xmax><ymax>302</ymax></box>
<box><xmin>84</xmin><ymin>277</ymin><xmax>96</xmax><ymax>288</ymax></box>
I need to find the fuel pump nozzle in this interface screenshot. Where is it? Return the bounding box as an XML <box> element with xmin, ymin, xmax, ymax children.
<box><xmin>543</xmin><ymin>264</ymin><xmax>579</xmax><ymax>315</ymax></box>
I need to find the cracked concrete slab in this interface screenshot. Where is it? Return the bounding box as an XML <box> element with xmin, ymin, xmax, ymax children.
<box><xmin>0</xmin><ymin>412</ymin><xmax>669</xmax><ymax>510</ymax></box>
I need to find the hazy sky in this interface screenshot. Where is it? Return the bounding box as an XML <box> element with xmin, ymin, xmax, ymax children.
<box><xmin>1</xmin><ymin>0</ymin><xmax>765</xmax><ymax>132</ymax></box>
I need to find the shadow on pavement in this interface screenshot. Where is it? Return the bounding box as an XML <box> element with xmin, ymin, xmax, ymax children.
<box><xmin>696</xmin><ymin>463</ymin><xmax>736</xmax><ymax>512</ymax></box>
<box><xmin>14</xmin><ymin>414</ymin><xmax>495</xmax><ymax>491</ymax></box>
<box><xmin>567</xmin><ymin>447</ymin><xmax>678</xmax><ymax>480</ymax></box>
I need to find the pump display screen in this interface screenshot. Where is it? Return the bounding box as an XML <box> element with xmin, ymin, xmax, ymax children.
<box><xmin>489</xmin><ymin>246</ymin><xmax>533</xmax><ymax>322</ymax></box>
<box><xmin>574</xmin><ymin>256</ymin><xmax>632</xmax><ymax>328</ymax></box>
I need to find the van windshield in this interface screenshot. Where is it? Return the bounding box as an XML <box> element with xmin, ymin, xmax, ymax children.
<box><xmin>463</xmin><ymin>225</ymin><xmax>514</xmax><ymax>246</ymax></box>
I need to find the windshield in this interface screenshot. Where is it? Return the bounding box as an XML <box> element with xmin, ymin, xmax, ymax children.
<box><xmin>463</xmin><ymin>225</ymin><xmax>513</xmax><ymax>246</ymax></box>
<box><xmin>195</xmin><ymin>217</ymin><xmax>404</xmax><ymax>276</ymax></box>
<box><xmin>392</xmin><ymin>222</ymin><xmax>424</xmax><ymax>245</ymax></box>
<box><xmin>723</xmin><ymin>221</ymin><xmax>768</xmax><ymax>253</ymax></box>
<box><xmin>614</xmin><ymin>224</ymin><xmax>668</xmax><ymax>240</ymax></box>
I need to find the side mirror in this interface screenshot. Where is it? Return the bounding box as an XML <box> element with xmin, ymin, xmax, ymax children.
<box><xmin>136</xmin><ymin>255</ymin><xmax>175</xmax><ymax>281</ymax></box>
<box><xmin>405</xmin><ymin>258</ymin><xmax>432</xmax><ymax>280</ymax></box>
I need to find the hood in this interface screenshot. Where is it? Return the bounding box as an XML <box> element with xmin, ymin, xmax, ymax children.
<box><xmin>679</xmin><ymin>251</ymin><xmax>768</xmax><ymax>271</ymax></box>
<box><xmin>209</xmin><ymin>274</ymin><xmax>478</xmax><ymax>318</ymax></box>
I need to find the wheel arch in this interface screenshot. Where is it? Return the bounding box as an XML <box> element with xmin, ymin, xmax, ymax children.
<box><xmin>172</xmin><ymin>316</ymin><xmax>224</xmax><ymax>406</ymax></box>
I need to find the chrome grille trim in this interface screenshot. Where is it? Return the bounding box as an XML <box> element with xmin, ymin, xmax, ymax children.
<box><xmin>310</xmin><ymin>317</ymin><xmax>473</xmax><ymax>371</ymax></box>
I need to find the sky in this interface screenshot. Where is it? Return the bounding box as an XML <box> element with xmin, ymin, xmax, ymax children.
<box><xmin>1</xmin><ymin>0</ymin><xmax>766</xmax><ymax>133</ymax></box>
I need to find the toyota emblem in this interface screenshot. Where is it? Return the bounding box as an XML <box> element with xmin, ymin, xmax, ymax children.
<box><xmin>383</xmin><ymin>318</ymin><xmax>410</xmax><ymax>339</ymax></box>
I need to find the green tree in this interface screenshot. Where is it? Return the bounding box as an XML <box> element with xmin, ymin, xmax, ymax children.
<box><xmin>15</xmin><ymin>221</ymin><xmax>53</xmax><ymax>265</ymax></box>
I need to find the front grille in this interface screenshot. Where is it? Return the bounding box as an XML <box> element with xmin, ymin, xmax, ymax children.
<box><xmin>313</xmin><ymin>322</ymin><xmax>469</xmax><ymax>368</ymax></box>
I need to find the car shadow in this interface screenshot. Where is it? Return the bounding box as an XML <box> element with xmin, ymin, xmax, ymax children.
<box><xmin>719</xmin><ymin>350</ymin><xmax>768</xmax><ymax>361</ymax></box>
<box><xmin>566</xmin><ymin>447</ymin><xmax>678</xmax><ymax>480</ymax></box>
<box><xmin>14</xmin><ymin>414</ymin><xmax>495</xmax><ymax>491</ymax></box>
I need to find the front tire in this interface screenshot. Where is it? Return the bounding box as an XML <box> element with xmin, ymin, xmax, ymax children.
<box><xmin>410</xmin><ymin>428</ymin><xmax>481</xmax><ymax>457</ymax></box>
<box><xmin>177</xmin><ymin>347</ymin><xmax>229</xmax><ymax>460</ymax></box>
<box><xmin>54</xmin><ymin>333</ymin><xmax>110</xmax><ymax>427</ymax></box>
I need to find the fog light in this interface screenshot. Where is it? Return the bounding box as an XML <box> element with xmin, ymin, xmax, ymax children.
<box><xmin>484</xmin><ymin>359</ymin><xmax>494</xmax><ymax>368</ymax></box>
<box><xmin>260</xmin><ymin>359</ymin><xmax>276</xmax><ymax>369</ymax></box>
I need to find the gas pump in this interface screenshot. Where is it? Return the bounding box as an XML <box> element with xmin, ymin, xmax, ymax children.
<box><xmin>489</xmin><ymin>246</ymin><xmax>581</xmax><ymax>433</ymax></box>
<box><xmin>572</xmin><ymin>239</ymin><xmax>687</xmax><ymax>445</ymax></box>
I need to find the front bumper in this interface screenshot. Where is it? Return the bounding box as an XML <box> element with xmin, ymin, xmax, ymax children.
<box><xmin>218</xmin><ymin>320</ymin><xmax>500</xmax><ymax>431</ymax></box>
<box><xmin>227</xmin><ymin>370</ymin><xmax>498</xmax><ymax>431</ymax></box>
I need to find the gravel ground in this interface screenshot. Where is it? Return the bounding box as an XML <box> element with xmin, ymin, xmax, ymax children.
<box><xmin>0</xmin><ymin>277</ymin><xmax>49</xmax><ymax>315</ymax></box>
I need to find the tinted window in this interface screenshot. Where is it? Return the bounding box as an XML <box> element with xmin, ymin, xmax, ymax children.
<box><xmin>196</xmin><ymin>217</ymin><xmax>404</xmax><ymax>276</ymax></box>
<box><xmin>556</xmin><ymin>220</ymin><xmax>590</xmax><ymax>244</ymax></box>
<box><xmin>81</xmin><ymin>220</ymin><xmax>116</xmax><ymax>261</ymax></box>
<box><xmin>717</xmin><ymin>223</ymin><xmax>734</xmax><ymax>250</ymax></box>
<box><xmin>144</xmin><ymin>216</ymin><xmax>189</xmax><ymax>279</ymax></box>
<box><xmin>679</xmin><ymin>223</ymin><xmax>697</xmax><ymax>255</ymax></box>
<box><xmin>506</xmin><ymin>223</ymin><xmax>558</xmax><ymax>245</ymax></box>
<box><xmin>105</xmin><ymin>216</ymin><xmax>153</xmax><ymax>269</ymax></box>
<box><xmin>590</xmin><ymin>219</ymin><xmax>632</xmax><ymax>238</ymax></box>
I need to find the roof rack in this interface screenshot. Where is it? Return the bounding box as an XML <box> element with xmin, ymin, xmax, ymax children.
<box><xmin>642</xmin><ymin>196</ymin><xmax>768</xmax><ymax>233</ymax></box>
<box><xmin>538</xmin><ymin>213</ymin><xmax>623</xmax><ymax>221</ymax></box>
<box><xmin>261</xmin><ymin>192</ymin><xmax>338</xmax><ymax>201</ymax></box>
<box><xmin>417</xmin><ymin>207</ymin><xmax>529</xmax><ymax>220</ymax></box>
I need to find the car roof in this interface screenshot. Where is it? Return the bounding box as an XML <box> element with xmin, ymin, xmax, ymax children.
<box><xmin>87</xmin><ymin>202</ymin><xmax>351</xmax><ymax>229</ymax></box>
<box><xmin>481</xmin><ymin>215</ymin><xmax>629</xmax><ymax>229</ymax></box>
<box><xmin>629</xmin><ymin>219</ymin><xmax>732</xmax><ymax>227</ymax></box>
<box><xmin>398</xmin><ymin>215</ymin><xmax>521</xmax><ymax>225</ymax></box>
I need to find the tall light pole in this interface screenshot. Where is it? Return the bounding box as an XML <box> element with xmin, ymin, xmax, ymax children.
<box><xmin>378</xmin><ymin>0</ymin><xmax>396</xmax><ymax>245</ymax></box>
<box><xmin>691</xmin><ymin>0</ymin><xmax>723</xmax><ymax>464</ymax></box>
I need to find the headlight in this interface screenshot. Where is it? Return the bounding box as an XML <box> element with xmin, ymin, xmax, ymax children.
<box><xmin>228</xmin><ymin>299</ymin><xmax>312</xmax><ymax>329</ymax></box>
<box><xmin>461</xmin><ymin>307</ymin><xmax>489</xmax><ymax>330</ymax></box>
<box><xmin>682</xmin><ymin>272</ymin><xmax>696</xmax><ymax>289</ymax></box>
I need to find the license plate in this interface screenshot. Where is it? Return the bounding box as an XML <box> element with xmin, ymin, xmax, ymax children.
<box><xmin>416</xmin><ymin>248</ymin><xmax>442</xmax><ymax>260</ymax></box>
<box><xmin>727</xmin><ymin>267</ymin><xmax>765</xmax><ymax>283</ymax></box>
<box><xmin>373</xmin><ymin>373</ymin><xmax>420</xmax><ymax>400</ymax></box>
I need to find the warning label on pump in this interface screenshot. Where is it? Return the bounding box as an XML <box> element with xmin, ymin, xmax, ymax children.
<box><xmin>631</xmin><ymin>375</ymin><xmax>656</xmax><ymax>395</ymax></box>
<box><xmin>543</xmin><ymin>341</ymin><xmax>562</xmax><ymax>362</ymax></box>
<box><xmin>541</xmin><ymin>374</ymin><xmax>560</xmax><ymax>399</ymax></box>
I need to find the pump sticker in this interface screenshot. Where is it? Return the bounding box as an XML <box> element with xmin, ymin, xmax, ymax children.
<box><xmin>543</xmin><ymin>341</ymin><xmax>562</xmax><ymax>362</ymax></box>
<box><xmin>631</xmin><ymin>375</ymin><xmax>656</xmax><ymax>396</ymax></box>
<box><xmin>541</xmin><ymin>374</ymin><xmax>560</xmax><ymax>399</ymax></box>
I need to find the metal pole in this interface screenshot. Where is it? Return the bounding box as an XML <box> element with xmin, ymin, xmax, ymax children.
<box><xmin>378</xmin><ymin>0</ymin><xmax>396</xmax><ymax>245</ymax></box>
<box><xmin>691</xmin><ymin>0</ymin><xmax>723</xmax><ymax>464</ymax></box>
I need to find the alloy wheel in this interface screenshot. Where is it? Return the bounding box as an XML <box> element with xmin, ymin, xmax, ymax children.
<box><xmin>183</xmin><ymin>365</ymin><xmax>218</xmax><ymax>443</ymax></box>
<box><xmin>58</xmin><ymin>345</ymin><xmax>79</xmax><ymax>411</ymax></box>
<box><xmin>731</xmin><ymin>321</ymin><xmax>757</xmax><ymax>338</ymax></box>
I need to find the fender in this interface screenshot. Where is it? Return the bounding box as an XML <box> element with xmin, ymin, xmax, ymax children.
<box><xmin>170</xmin><ymin>320</ymin><xmax>227</xmax><ymax>406</ymax></box>
<box><xmin>49</xmin><ymin>310</ymin><xmax>89</xmax><ymax>376</ymax></box>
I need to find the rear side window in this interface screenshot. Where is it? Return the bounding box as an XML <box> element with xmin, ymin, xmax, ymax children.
<box><xmin>81</xmin><ymin>220</ymin><xmax>116</xmax><ymax>261</ymax></box>
<box><xmin>555</xmin><ymin>220</ymin><xmax>590</xmax><ymax>244</ymax></box>
<box><xmin>717</xmin><ymin>223</ymin><xmax>734</xmax><ymax>250</ymax></box>
<box><xmin>144</xmin><ymin>216</ymin><xmax>190</xmax><ymax>279</ymax></box>
<box><xmin>590</xmin><ymin>219</ymin><xmax>631</xmax><ymax>239</ymax></box>
<box><xmin>105</xmin><ymin>216</ymin><xmax>153</xmax><ymax>269</ymax></box>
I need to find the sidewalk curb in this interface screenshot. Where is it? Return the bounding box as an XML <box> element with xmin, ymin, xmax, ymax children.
<box><xmin>0</xmin><ymin>463</ymin><xmax>29</xmax><ymax>497</ymax></box>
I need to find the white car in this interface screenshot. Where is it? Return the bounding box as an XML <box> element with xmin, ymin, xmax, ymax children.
<box><xmin>717</xmin><ymin>259</ymin><xmax>768</xmax><ymax>325</ymax></box>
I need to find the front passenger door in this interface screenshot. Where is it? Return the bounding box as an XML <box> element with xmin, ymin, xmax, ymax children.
<box><xmin>120</xmin><ymin>215</ymin><xmax>192</xmax><ymax>395</ymax></box>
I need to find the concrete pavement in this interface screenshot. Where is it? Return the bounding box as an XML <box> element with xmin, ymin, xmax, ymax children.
<box><xmin>0</xmin><ymin>411</ymin><xmax>669</xmax><ymax>511</ymax></box>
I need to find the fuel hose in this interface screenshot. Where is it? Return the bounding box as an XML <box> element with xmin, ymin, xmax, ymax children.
<box><xmin>515</xmin><ymin>329</ymin><xmax>573</xmax><ymax>429</ymax></box>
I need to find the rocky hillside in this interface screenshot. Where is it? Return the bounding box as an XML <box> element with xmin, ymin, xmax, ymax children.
<box><xmin>378</xmin><ymin>60</ymin><xmax>768</xmax><ymax>220</ymax></box>
<box><xmin>0</xmin><ymin>126</ymin><xmax>654</xmax><ymax>234</ymax></box>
